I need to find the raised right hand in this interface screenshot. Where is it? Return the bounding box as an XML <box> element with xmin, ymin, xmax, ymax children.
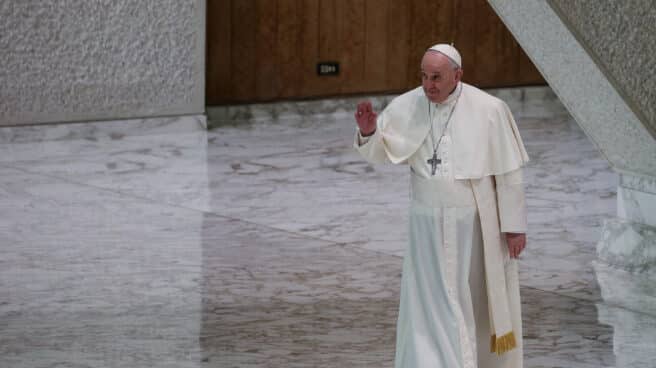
<box><xmin>355</xmin><ymin>101</ymin><xmax>377</xmax><ymax>136</ymax></box>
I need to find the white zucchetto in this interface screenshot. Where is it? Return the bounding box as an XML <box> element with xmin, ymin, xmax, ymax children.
<box><xmin>428</xmin><ymin>43</ymin><xmax>462</xmax><ymax>68</ymax></box>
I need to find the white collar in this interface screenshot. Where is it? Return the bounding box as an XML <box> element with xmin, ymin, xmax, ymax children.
<box><xmin>435</xmin><ymin>82</ymin><xmax>462</xmax><ymax>107</ymax></box>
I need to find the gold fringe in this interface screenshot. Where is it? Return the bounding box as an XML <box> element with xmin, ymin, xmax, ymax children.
<box><xmin>489</xmin><ymin>331</ymin><xmax>517</xmax><ymax>355</ymax></box>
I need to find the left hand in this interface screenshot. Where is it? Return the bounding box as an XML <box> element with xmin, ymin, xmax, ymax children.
<box><xmin>505</xmin><ymin>232</ymin><xmax>526</xmax><ymax>259</ymax></box>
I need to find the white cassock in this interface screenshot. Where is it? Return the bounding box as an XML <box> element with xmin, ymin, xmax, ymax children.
<box><xmin>354</xmin><ymin>82</ymin><xmax>529</xmax><ymax>368</ymax></box>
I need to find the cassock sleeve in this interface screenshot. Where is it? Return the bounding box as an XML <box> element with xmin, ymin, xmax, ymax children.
<box><xmin>494</xmin><ymin>168</ymin><xmax>527</xmax><ymax>233</ymax></box>
<box><xmin>353</xmin><ymin>126</ymin><xmax>390</xmax><ymax>164</ymax></box>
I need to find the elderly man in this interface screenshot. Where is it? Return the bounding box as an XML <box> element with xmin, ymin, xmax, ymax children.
<box><xmin>354</xmin><ymin>44</ymin><xmax>528</xmax><ymax>368</ymax></box>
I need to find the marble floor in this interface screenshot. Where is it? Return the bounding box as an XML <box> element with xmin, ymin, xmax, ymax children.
<box><xmin>0</xmin><ymin>89</ymin><xmax>653</xmax><ymax>368</ymax></box>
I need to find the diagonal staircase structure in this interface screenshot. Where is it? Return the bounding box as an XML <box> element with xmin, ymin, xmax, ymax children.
<box><xmin>487</xmin><ymin>1</ymin><xmax>656</xmax><ymax>365</ymax></box>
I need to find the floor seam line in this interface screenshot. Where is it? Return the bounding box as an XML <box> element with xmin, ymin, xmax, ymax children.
<box><xmin>2</xmin><ymin>164</ymin><xmax>402</xmax><ymax>258</ymax></box>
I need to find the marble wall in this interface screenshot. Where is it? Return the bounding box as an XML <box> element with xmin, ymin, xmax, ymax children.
<box><xmin>549</xmin><ymin>0</ymin><xmax>656</xmax><ymax>139</ymax></box>
<box><xmin>0</xmin><ymin>1</ymin><xmax>205</xmax><ymax>126</ymax></box>
<box><xmin>486</xmin><ymin>0</ymin><xmax>656</xmax><ymax>179</ymax></box>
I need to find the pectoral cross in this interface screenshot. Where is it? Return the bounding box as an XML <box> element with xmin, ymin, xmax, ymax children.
<box><xmin>427</xmin><ymin>151</ymin><xmax>441</xmax><ymax>176</ymax></box>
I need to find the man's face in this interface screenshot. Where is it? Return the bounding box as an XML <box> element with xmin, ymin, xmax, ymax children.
<box><xmin>420</xmin><ymin>51</ymin><xmax>462</xmax><ymax>103</ymax></box>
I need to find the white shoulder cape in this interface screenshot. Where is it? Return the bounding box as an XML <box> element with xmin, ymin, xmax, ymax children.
<box><xmin>378</xmin><ymin>83</ymin><xmax>529</xmax><ymax>179</ymax></box>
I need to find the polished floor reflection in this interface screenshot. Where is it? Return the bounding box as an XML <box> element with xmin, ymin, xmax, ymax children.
<box><xmin>0</xmin><ymin>90</ymin><xmax>653</xmax><ymax>367</ymax></box>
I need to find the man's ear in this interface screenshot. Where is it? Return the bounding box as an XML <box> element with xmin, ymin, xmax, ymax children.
<box><xmin>455</xmin><ymin>68</ymin><xmax>463</xmax><ymax>82</ymax></box>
